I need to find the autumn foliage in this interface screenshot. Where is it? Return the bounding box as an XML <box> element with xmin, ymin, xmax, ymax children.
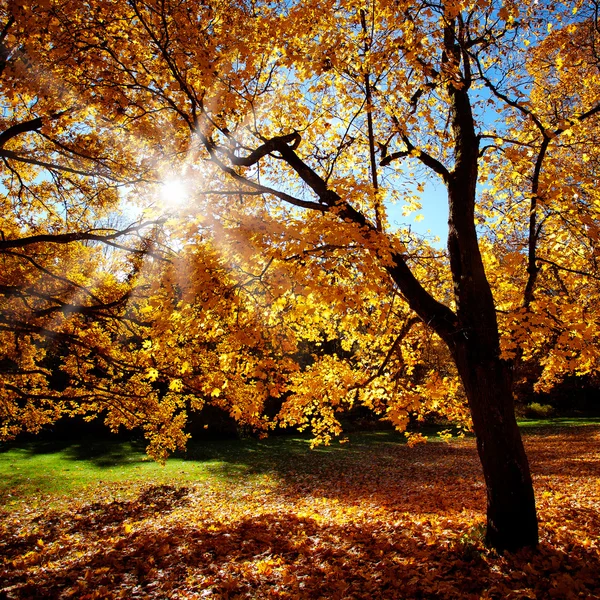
<box><xmin>2</xmin><ymin>0</ymin><xmax>600</xmax><ymax>551</ymax></box>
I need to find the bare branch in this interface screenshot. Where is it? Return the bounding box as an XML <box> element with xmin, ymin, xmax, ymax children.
<box><xmin>537</xmin><ymin>257</ymin><xmax>600</xmax><ymax>282</ymax></box>
<box><xmin>0</xmin><ymin>221</ymin><xmax>164</xmax><ymax>251</ymax></box>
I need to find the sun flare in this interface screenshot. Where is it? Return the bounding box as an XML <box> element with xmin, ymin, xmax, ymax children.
<box><xmin>159</xmin><ymin>178</ymin><xmax>188</xmax><ymax>210</ymax></box>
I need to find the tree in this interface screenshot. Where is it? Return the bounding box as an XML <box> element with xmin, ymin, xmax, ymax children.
<box><xmin>4</xmin><ymin>0</ymin><xmax>600</xmax><ymax>552</ymax></box>
<box><xmin>0</xmin><ymin>4</ymin><xmax>171</xmax><ymax>444</ymax></box>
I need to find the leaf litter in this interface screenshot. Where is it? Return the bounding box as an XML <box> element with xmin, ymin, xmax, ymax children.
<box><xmin>1</xmin><ymin>427</ymin><xmax>599</xmax><ymax>599</ymax></box>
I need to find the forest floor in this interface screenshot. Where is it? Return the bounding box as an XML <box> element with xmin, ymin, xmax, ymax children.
<box><xmin>1</xmin><ymin>424</ymin><xmax>599</xmax><ymax>599</ymax></box>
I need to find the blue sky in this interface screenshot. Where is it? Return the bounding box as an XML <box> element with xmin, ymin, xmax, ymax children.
<box><xmin>386</xmin><ymin>180</ymin><xmax>448</xmax><ymax>247</ymax></box>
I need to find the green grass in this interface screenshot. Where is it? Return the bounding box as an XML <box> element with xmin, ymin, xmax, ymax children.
<box><xmin>0</xmin><ymin>439</ymin><xmax>210</xmax><ymax>507</ymax></box>
<box><xmin>0</xmin><ymin>431</ymin><xmax>404</xmax><ymax>508</ymax></box>
<box><xmin>517</xmin><ymin>416</ymin><xmax>600</xmax><ymax>428</ymax></box>
<box><xmin>1</xmin><ymin>418</ymin><xmax>598</xmax><ymax>509</ymax></box>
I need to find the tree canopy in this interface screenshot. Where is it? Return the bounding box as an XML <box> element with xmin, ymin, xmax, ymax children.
<box><xmin>2</xmin><ymin>0</ymin><xmax>600</xmax><ymax>551</ymax></box>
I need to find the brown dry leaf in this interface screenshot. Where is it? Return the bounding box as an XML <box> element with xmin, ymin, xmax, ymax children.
<box><xmin>1</xmin><ymin>427</ymin><xmax>599</xmax><ymax>599</ymax></box>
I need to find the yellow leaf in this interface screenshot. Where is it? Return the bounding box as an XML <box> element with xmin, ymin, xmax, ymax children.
<box><xmin>169</xmin><ymin>378</ymin><xmax>183</xmax><ymax>392</ymax></box>
<box><xmin>180</xmin><ymin>361</ymin><xmax>190</xmax><ymax>374</ymax></box>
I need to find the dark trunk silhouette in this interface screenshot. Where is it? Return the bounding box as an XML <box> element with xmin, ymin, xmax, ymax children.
<box><xmin>386</xmin><ymin>18</ymin><xmax>539</xmax><ymax>551</ymax></box>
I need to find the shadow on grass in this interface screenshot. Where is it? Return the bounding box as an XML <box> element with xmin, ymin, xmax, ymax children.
<box><xmin>0</xmin><ymin>437</ymin><xmax>149</xmax><ymax>468</ymax></box>
<box><xmin>518</xmin><ymin>416</ymin><xmax>600</xmax><ymax>430</ymax></box>
<box><xmin>3</xmin><ymin>425</ymin><xmax>600</xmax><ymax>504</ymax></box>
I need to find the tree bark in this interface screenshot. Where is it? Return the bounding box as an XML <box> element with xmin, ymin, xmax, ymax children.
<box><xmin>451</xmin><ymin>341</ymin><xmax>538</xmax><ymax>551</ymax></box>
<box><xmin>433</xmin><ymin>17</ymin><xmax>539</xmax><ymax>552</ymax></box>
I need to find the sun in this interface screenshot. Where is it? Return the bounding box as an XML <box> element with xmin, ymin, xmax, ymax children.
<box><xmin>159</xmin><ymin>178</ymin><xmax>188</xmax><ymax>210</ymax></box>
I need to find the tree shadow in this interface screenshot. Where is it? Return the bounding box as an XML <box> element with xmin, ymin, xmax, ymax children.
<box><xmin>188</xmin><ymin>436</ymin><xmax>488</xmax><ymax>515</ymax></box>
<box><xmin>0</xmin><ymin>484</ymin><xmax>190</xmax><ymax>565</ymax></box>
<box><xmin>193</xmin><ymin>427</ymin><xmax>600</xmax><ymax>503</ymax></box>
<box><xmin>2</xmin><ymin>428</ymin><xmax>599</xmax><ymax>598</ymax></box>
<box><xmin>0</xmin><ymin>437</ymin><xmax>149</xmax><ymax>468</ymax></box>
<box><xmin>3</xmin><ymin>428</ymin><xmax>598</xmax><ymax>518</ymax></box>
<box><xmin>2</xmin><ymin>506</ymin><xmax>599</xmax><ymax>599</ymax></box>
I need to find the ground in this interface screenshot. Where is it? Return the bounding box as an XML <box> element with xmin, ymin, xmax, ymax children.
<box><xmin>1</xmin><ymin>424</ymin><xmax>599</xmax><ymax>599</ymax></box>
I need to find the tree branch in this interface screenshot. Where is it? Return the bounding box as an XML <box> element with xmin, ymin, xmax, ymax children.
<box><xmin>206</xmin><ymin>125</ymin><xmax>458</xmax><ymax>342</ymax></box>
<box><xmin>0</xmin><ymin>117</ymin><xmax>44</xmax><ymax>148</ymax></box>
<box><xmin>537</xmin><ymin>257</ymin><xmax>600</xmax><ymax>282</ymax></box>
<box><xmin>0</xmin><ymin>148</ymin><xmax>122</xmax><ymax>181</ymax></box>
<box><xmin>0</xmin><ymin>221</ymin><xmax>164</xmax><ymax>251</ymax></box>
<box><xmin>226</xmin><ymin>132</ymin><xmax>301</xmax><ymax>167</ymax></box>
<box><xmin>207</xmin><ymin>150</ymin><xmax>328</xmax><ymax>212</ymax></box>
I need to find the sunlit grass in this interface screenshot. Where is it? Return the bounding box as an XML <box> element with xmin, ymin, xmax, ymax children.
<box><xmin>0</xmin><ymin>440</ymin><xmax>212</xmax><ymax>508</ymax></box>
<box><xmin>2</xmin><ymin>419</ymin><xmax>598</xmax><ymax>510</ymax></box>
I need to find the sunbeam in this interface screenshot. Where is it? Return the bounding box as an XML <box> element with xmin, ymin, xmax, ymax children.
<box><xmin>159</xmin><ymin>178</ymin><xmax>189</xmax><ymax>211</ymax></box>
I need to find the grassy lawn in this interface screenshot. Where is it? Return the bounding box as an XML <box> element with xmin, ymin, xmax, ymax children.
<box><xmin>1</xmin><ymin>418</ymin><xmax>599</xmax><ymax>508</ymax></box>
<box><xmin>1</xmin><ymin>421</ymin><xmax>599</xmax><ymax>599</ymax></box>
<box><xmin>0</xmin><ymin>437</ymin><xmax>236</xmax><ymax>508</ymax></box>
<box><xmin>517</xmin><ymin>415</ymin><xmax>600</xmax><ymax>429</ymax></box>
<box><xmin>0</xmin><ymin>430</ymin><xmax>409</xmax><ymax>509</ymax></box>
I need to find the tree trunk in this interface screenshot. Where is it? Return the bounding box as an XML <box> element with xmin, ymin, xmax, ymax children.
<box><xmin>452</xmin><ymin>342</ymin><xmax>539</xmax><ymax>551</ymax></box>
<box><xmin>436</xmin><ymin>17</ymin><xmax>539</xmax><ymax>552</ymax></box>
